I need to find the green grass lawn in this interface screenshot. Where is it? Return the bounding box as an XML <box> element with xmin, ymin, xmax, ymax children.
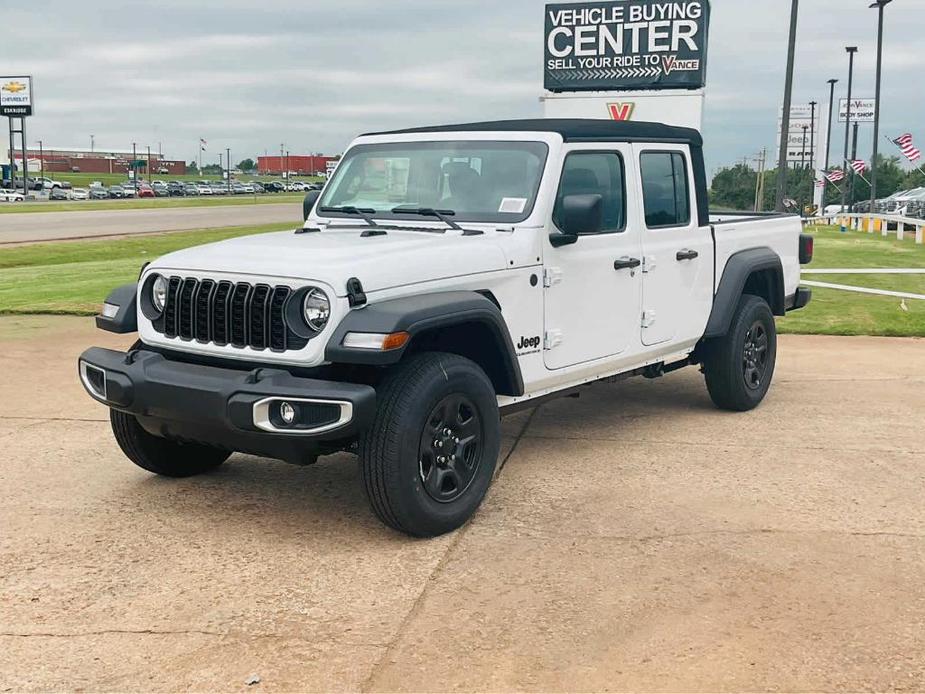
<box><xmin>0</xmin><ymin>193</ymin><xmax>303</xmax><ymax>214</ymax></box>
<box><xmin>0</xmin><ymin>223</ymin><xmax>294</xmax><ymax>315</ymax></box>
<box><xmin>777</xmin><ymin>225</ymin><xmax>925</xmax><ymax>337</ymax></box>
<box><xmin>1</xmin><ymin>221</ymin><xmax>923</xmax><ymax>336</ymax></box>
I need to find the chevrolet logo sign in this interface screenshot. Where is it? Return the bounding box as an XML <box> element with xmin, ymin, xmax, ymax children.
<box><xmin>2</xmin><ymin>81</ymin><xmax>27</xmax><ymax>94</ymax></box>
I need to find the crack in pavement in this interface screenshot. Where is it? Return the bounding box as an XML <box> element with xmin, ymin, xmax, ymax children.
<box><xmin>466</xmin><ymin>527</ymin><xmax>925</xmax><ymax>543</ymax></box>
<box><xmin>518</xmin><ymin>433</ymin><xmax>918</xmax><ymax>455</ymax></box>
<box><xmin>358</xmin><ymin>406</ymin><xmax>538</xmax><ymax>692</ymax></box>
<box><xmin>0</xmin><ymin>629</ymin><xmax>387</xmax><ymax>648</ymax></box>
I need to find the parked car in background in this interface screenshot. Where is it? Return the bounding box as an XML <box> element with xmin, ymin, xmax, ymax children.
<box><xmin>49</xmin><ymin>187</ymin><xmax>70</xmax><ymax>200</ymax></box>
<box><xmin>108</xmin><ymin>185</ymin><xmax>126</xmax><ymax>199</ymax></box>
<box><xmin>251</xmin><ymin>181</ymin><xmax>265</xmax><ymax>194</ymax></box>
<box><xmin>152</xmin><ymin>182</ymin><xmax>169</xmax><ymax>197</ymax></box>
<box><xmin>36</xmin><ymin>176</ymin><xmax>71</xmax><ymax>190</ymax></box>
<box><xmin>0</xmin><ymin>189</ymin><xmax>25</xmax><ymax>202</ymax></box>
<box><xmin>167</xmin><ymin>181</ymin><xmax>186</xmax><ymax>196</ymax></box>
<box><xmin>196</xmin><ymin>183</ymin><xmax>213</xmax><ymax>195</ymax></box>
<box><xmin>264</xmin><ymin>181</ymin><xmax>285</xmax><ymax>193</ymax></box>
<box><xmin>210</xmin><ymin>183</ymin><xmax>227</xmax><ymax>195</ymax></box>
<box><xmin>121</xmin><ymin>184</ymin><xmax>137</xmax><ymax>198</ymax></box>
<box><xmin>89</xmin><ymin>185</ymin><xmax>109</xmax><ymax>200</ymax></box>
<box><xmin>137</xmin><ymin>184</ymin><xmax>156</xmax><ymax>198</ymax></box>
<box><xmin>184</xmin><ymin>183</ymin><xmax>200</xmax><ymax>196</ymax></box>
<box><xmin>71</xmin><ymin>188</ymin><xmax>90</xmax><ymax>201</ymax></box>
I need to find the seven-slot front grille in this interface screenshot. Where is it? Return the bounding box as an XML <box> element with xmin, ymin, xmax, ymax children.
<box><xmin>155</xmin><ymin>277</ymin><xmax>307</xmax><ymax>352</ymax></box>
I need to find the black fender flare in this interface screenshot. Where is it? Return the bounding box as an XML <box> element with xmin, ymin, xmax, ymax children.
<box><xmin>95</xmin><ymin>283</ymin><xmax>138</xmax><ymax>334</ymax></box>
<box><xmin>325</xmin><ymin>291</ymin><xmax>524</xmax><ymax>396</ymax></box>
<box><xmin>704</xmin><ymin>248</ymin><xmax>784</xmax><ymax>338</ymax></box>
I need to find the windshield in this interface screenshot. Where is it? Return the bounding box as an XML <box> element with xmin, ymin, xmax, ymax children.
<box><xmin>317</xmin><ymin>141</ymin><xmax>549</xmax><ymax>224</ymax></box>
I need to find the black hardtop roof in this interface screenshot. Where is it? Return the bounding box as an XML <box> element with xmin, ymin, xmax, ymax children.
<box><xmin>365</xmin><ymin>118</ymin><xmax>702</xmax><ymax>147</ymax></box>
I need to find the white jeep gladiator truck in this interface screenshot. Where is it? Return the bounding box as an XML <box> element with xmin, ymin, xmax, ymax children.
<box><xmin>79</xmin><ymin>119</ymin><xmax>813</xmax><ymax>537</ymax></box>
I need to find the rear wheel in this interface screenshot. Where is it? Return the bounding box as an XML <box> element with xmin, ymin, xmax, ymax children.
<box><xmin>110</xmin><ymin>410</ymin><xmax>229</xmax><ymax>477</ymax></box>
<box><xmin>359</xmin><ymin>352</ymin><xmax>500</xmax><ymax>537</ymax></box>
<box><xmin>702</xmin><ymin>294</ymin><xmax>777</xmax><ymax>411</ymax></box>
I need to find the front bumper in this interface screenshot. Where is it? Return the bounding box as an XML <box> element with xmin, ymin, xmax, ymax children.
<box><xmin>78</xmin><ymin>347</ymin><xmax>376</xmax><ymax>463</ymax></box>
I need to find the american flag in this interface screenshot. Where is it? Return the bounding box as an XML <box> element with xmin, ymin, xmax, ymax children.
<box><xmin>850</xmin><ymin>160</ymin><xmax>868</xmax><ymax>175</ymax></box>
<box><xmin>893</xmin><ymin>133</ymin><xmax>921</xmax><ymax>163</ymax></box>
<box><xmin>824</xmin><ymin>169</ymin><xmax>846</xmax><ymax>183</ymax></box>
<box><xmin>815</xmin><ymin>178</ymin><xmax>826</xmax><ymax>188</ymax></box>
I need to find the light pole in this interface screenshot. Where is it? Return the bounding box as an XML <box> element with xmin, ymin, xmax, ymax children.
<box><xmin>90</xmin><ymin>134</ymin><xmax>94</xmax><ymax>153</ymax></box>
<box><xmin>775</xmin><ymin>0</ymin><xmax>800</xmax><ymax>212</ymax></box>
<box><xmin>869</xmin><ymin>0</ymin><xmax>892</xmax><ymax>216</ymax></box>
<box><xmin>808</xmin><ymin>101</ymin><xmax>817</xmax><ymax>169</ymax></box>
<box><xmin>132</xmin><ymin>141</ymin><xmax>137</xmax><ymax>180</ymax></box>
<box><xmin>841</xmin><ymin>46</ymin><xmax>858</xmax><ymax>214</ymax></box>
<box><xmin>824</xmin><ymin>79</ymin><xmax>838</xmax><ymax>173</ymax></box>
<box><xmin>226</xmin><ymin>147</ymin><xmax>231</xmax><ymax>193</ymax></box>
<box><xmin>146</xmin><ymin>145</ymin><xmax>151</xmax><ymax>184</ymax></box>
<box><xmin>38</xmin><ymin>139</ymin><xmax>44</xmax><ymax>182</ymax></box>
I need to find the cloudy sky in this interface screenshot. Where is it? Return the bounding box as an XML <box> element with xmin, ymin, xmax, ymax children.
<box><xmin>4</xmin><ymin>0</ymin><xmax>923</xmax><ymax>174</ymax></box>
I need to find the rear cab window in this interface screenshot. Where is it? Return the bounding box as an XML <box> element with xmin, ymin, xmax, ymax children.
<box><xmin>640</xmin><ymin>151</ymin><xmax>691</xmax><ymax>228</ymax></box>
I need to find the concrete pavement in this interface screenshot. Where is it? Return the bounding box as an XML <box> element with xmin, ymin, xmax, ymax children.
<box><xmin>0</xmin><ymin>202</ymin><xmax>301</xmax><ymax>243</ymax></box>
<box><xmin>1</xmin><ymin>316</ymin><xmax>923</xmax><ymax>691</ymax></box>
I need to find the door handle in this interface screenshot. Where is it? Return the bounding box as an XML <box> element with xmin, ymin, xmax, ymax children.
<box><xmin>614</xmin><ymin>257</ymin><xmax>642</xmax><ymax>271</ymax></box>
<box><xmin>676</xmin><ymin>249</ymin><xmax>699</xmax><ymax>261</ymax></box>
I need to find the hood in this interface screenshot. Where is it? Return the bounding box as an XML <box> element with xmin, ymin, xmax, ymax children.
<box><xmin>151</xmin><ymin>227</ymin><xmax>510</xmax><ymax>296</ymax></box>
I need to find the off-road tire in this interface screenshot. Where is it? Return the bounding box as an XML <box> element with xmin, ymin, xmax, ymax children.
<box><xmin>703</xmin><ymin>294</ymin><xmax>777</xmax><ymax>412</ymax></box>
<box><xmin>358</xmin><ymin>352</ymin><xmax>501</xmax><ymax>538</ymax></box>
<box><xmin>110</xmin><ymin>409</ymin><xmax>229</xmax><ymax>477</ymax></box>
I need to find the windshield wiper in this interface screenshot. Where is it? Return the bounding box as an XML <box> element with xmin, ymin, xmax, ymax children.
<box><xmin>319</xmin><ymin>205</ymin><xmax>379</xmax><ymax>227</ymax></box>
<box><xmin>391</xmin><ymin>206</ymin><xmax>462</xmax><ymax>231</ymax></box>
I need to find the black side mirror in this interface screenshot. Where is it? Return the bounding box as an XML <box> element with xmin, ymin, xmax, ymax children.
<box><xmin>550</xmin><ymin>194</ymin><xmax>603</xmax><ymax>247</ymax></box>
<box><xmin>303</xmin><ymin>190</ymin><xmax>321</xmax><ymax>221</ymax></box>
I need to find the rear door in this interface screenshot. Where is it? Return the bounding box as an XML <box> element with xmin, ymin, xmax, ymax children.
<box><xmin>543</xmin><ymin>145</ymin><xmax>643</xmax><ymax>370</ymax></box>
<box><xmin>635</xmin><ymin>146</ymin><xmax>714</xmax><ymax>347</ymax></box>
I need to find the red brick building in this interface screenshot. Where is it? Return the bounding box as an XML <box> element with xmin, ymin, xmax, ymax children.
<box><xmin>18</xmin><ymin>147</ymin><xmax>186</xmax><ymax>175</ymax></box>
<box><xmin>258</xmin><ymin>155</ymin><xmax>333</xmax><ymax>176</ymax></box>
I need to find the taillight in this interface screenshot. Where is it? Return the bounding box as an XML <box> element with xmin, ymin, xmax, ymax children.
<box><xmin>799</xmin><ymin>233</ymin><xmax>814</xmax><ymax>265</ymax></box>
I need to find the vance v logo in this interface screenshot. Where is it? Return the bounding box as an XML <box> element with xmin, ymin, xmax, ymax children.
<box><xmin>607</xmin><ymin>102</ymin><xmax>635</xmax><ymax>122</ymax></box>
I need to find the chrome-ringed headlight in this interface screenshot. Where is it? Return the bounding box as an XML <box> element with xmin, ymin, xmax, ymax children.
<box><xmin>303</xmin><ymin>288</ymin><xmax>330</xmax><ymax>332</ymax></box>
<box><xmin>152</xmin><ymin>274</ymin><xmax>168</xmax><ymax>314</ymax></box>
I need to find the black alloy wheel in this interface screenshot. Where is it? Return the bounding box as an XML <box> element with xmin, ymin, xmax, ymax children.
<box><xmin>742</xmin><ymin>320</ymin><xmax>770</xmax><ymax>391</ymax></box>
<box><xmin>418</xmin><ymin>394</ymin><xmax>483</xmax><ymax>503</ymax></box>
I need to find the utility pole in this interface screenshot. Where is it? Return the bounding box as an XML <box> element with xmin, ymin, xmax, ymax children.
<box><xmin>280</xmin><ymin>143</ymin><xmax>285</xmax><ymax>181</ymax></box>
<box><xmin>226</xmin><ymin>147</ymin><xmax>231</xmax><ymax>193</ymax></box>
<box><xmin>775</xmin><ymin>0</ymin><xmax>800</xmax><ymax>212</ymax></box>
<box><xmin>218</xmin><ymin>151</ymin><xmax>223</xmax><ymax>180</ymax></box>
<box><xmin>90</xmin><ymin>134</ymin><xmax>94</xmax><ymax>153</ymax></box>
<box><xmin>808</xmin><ymin>101</ymin><xmax>817</xmax><ymax>169</ymax></box>
<box><xmin>146</xmin><ymin>145</ymin><xmax>151</xmax><ymax>184</ymax></box>
<box><xmin>132</xmin><ymin>141</ymin><xmax>137</xmax><ymax>181</ymax></box>
<box><xmin>841</xmin><ymin>46</ymin><xmax>858</xmax><ymax>214</ymax></box>
<box><xmin>38</xmin><ymin>139</ymin><xmax>44</xmax><ymax>182</ymax></box>
<box><xmin>869</xmin><ymin>0</ymin><xmax>893</xmax><ymax>215</ymax></box>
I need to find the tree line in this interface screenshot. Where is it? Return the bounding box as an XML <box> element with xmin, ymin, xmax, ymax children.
<box><xmin>709</xmin><ymin>156</ymin><xmax>924</xmax><ymax>212</ymax></box>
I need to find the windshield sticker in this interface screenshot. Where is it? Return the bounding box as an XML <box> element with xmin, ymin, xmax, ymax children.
<box><xmin>499</xmin><ymin>197</ymin><xmax>527</xmax><ymax>214</ymax></box>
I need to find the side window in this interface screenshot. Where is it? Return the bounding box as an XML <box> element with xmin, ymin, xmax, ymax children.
<box><xmin>552</xmin><ymin>152</ymin><xmax>626</xmax><ymax>234</ymax></box>
<box><xmin>640</xmin><ymin>152</ymin><xmax>691</xmax><ymax>228</ymax></box>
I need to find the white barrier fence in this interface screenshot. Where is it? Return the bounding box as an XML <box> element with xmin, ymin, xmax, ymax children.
<box><xmin>806</xmin><ymin>213</ymin><xmax>924</xmax><ymax>244</ymax></box>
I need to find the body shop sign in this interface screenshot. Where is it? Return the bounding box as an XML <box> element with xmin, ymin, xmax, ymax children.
<box><xmin>544</xmin><ymin>1</ymin><xmax>710</xmax><ymax>92</ymax></box>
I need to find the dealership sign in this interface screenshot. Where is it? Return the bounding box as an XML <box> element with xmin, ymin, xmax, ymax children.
<box><xmin>1</xmin><ymin>76</ymin><xmax>33</xmax><ymax>116</ymax></box>
<box><xmin>838</xmin><ymin>97</ymin><xmax>876</xmax><ymax>123</ymax></box>
<box><xmin>544</xmin><ymin>1</ymin><xmax>710</xmax><ymax>92</ymax></box>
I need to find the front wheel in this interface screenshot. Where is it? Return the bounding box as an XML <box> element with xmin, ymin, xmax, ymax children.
<box><xmin>359</xmin><ymin>352</ymin><xmax>501</xmax><ymax>537</ymax></box>
<box><xmin>110</xmin><ymin>410</ymin><xmax>229</xmax><ymax>477</ymax></box>
<box><xmin>702</xmin><ymin>294</ymin><xmax>777</xmax><ymax>412</ymax></box>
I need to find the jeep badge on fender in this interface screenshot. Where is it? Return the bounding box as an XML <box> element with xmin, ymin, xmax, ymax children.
<box><xmin>78</xmin><ymin>119</ymin><xmax>812</xmax><ymax>538</ymax></box>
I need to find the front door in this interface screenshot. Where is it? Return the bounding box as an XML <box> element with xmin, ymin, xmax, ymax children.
<box><xmin>543</xmin><ymin>145</ymin><xmax>642</xmax><ymax>370</ymax></box>
<box><xmin>635</xmin><ymin>146</ymin><xmax>714</xmax><ymax>347</ymax></box>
